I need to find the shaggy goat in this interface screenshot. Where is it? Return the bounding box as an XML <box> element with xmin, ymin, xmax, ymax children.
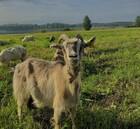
<box><xmin>22</xmin><ymin>35</ymin><xmax>35</xmax><ymax>42</ymax></box>
<box><xmin>0</xmin><ymin>45</ymin><xmax>26</xmax><ymax>65</ymax></box>
<box><xmin>49</xmin><ymin>36</ymin><xmax>55</xmax><ymax>43</ymax></box>
<box><xmin>0</xmin><ymin>40</ymin><xmax>10</xmax><ymax>46</ymax></box>
<box><xmin>13</xmin><ymin>34</ymin><xmax>95</xmax><ymax>129</ymax></box>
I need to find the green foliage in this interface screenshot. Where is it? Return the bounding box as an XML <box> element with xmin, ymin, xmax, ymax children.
<box><xmin>0</xmin><ymin>28</ymin><xmax>140</xmax><ymax>128</ymax></box>
<box><xmin>135</xmin><ymin>16</ymin><xmax>140</xmax><ymax>27</ymax></box>
<box><xmin>94</xmin><ymin>22</ymin><xmax>134</xmax><ymax>28</ymax></box>
<box><xmin>0</xmin><ymin>22</ymin><xmax>135</xmax><ymax>34</ymax></box>
<box><xmin>83</xmin><ymin>15</ymin><xmax>92</xmax><ymax>30</ymax></box>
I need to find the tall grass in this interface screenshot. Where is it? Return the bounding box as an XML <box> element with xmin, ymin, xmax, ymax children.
<box><xmin>0</xmin><ymin>27</ymin><xmax>140</xmax><ymax>129</ymax></box>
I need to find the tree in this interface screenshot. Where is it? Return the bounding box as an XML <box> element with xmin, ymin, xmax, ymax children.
<box><xmin>83</xmin><ymin>15</ymin><xmax>92</xmax><ymax>30</ymax></box>
<box><xmin>135</xmin><ymin>16</ymin><xmax>140</xmax><ymax>27</ymax></box>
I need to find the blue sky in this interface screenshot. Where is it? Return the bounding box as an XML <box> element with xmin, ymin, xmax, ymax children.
<box><xmin>0</xmin><ymin>0</ymin><xmax>140</xmax><ymax>24</ymax></box>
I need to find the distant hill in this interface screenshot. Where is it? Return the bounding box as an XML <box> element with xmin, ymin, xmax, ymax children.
<box><xmin>0</xmin><ymin>22</ymin><xmax>134</xmax><ymax>34</ymax></box>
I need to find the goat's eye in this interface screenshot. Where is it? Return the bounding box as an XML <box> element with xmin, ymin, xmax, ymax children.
<box><xmin>72</xmin><ymin>46</ymin><xmax>77</xmax><ymax>51</ymax></box>
<box><xmin>72</xmin><ymin>44</ymin><xmax>77</xmax><ymax>51</ymax></box>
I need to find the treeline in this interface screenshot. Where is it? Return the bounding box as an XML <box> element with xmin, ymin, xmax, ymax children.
<box><xmin>41</xmin><ymin>23</ymin><xmax>82</xmax><ymax>29</ymax></box>
<box><xmin>0</xmin><ymin>22</ymin><xmax>134</xmax><ymax>34</ymax></box>
<box><xmin>0</xmin><ymin>23</ymin><xmax>83</xmax><ymax>34</ymax></box>
<box><xmin>94</xmin><ymin>22</ymin><xmax>134</xmax><ymax>28</ymax></box>
<box><xmin>0</xmin><ymin>24</ymin><xmax>40</xmax><ymax>33</ymax></box>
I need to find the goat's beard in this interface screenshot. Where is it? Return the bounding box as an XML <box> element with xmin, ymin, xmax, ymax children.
<box><xmin>68</xmin><ymin>61</ymin><xmax>80</xmax><ymax>70</ymax></box>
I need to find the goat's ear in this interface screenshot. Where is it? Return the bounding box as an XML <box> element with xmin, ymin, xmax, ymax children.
<box><xmin>83</xmin><ymin>36</ymin><xmax>96</xmax><ymax>48</ymax></box>
<box><xmin>50</xmin><ymin>44</ymin><xmax>63</xmax><ymax>49</ymax></box>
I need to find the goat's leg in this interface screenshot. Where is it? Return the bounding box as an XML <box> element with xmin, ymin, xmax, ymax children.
<box><xmin>70</xmin><ymin>107</ymin><xmax>76</xmax><ymax>129</ymax></box>
<box><xmin>53</xmin><ymin>108</ymin><xmax>62</xmax><ymax>129</ymax></box>
<box><xmin>53</xmin><ymin>97</ymin><xmax>64</xmax><ymax>129</ymax></box>
<box><xmin>17</xmin><ymin>98</ymin><xmax>24</xmax><ymax>120</ymax></box>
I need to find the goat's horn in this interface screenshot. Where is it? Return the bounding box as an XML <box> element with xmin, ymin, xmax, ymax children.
<box><xmin>58</xmin><ymin>34</ymin><xmax>69</xmax><ymax>44</ymax></box>
<box><xmin>76</xmin><ymin>34</ymin><xmax>83</xmax><ymax>42</ymax></box>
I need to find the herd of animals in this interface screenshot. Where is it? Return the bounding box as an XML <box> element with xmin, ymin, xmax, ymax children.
<box><xmin>0</xmin><ymin>34</ymin><xmax>95</xmax><ymax>129</ymax></box>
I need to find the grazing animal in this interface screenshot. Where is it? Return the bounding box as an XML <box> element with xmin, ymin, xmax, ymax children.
<box><xmin>13</xmin><ymin>34</ymin><xmax>95</xmax><ymax>129</ymax></box>
<box><xmin>0</xmin><ymin>40</ymin><xmax>10</xmax><ymax>46</ymax></box>
<box><xmin>49</xmin><ymin>36</ymin><xmax>55</xmax><ymax>43</ymax></box>
<box><xmin>0</xmin><ymin>45</ymin><xmax>26</xmax><ymax>65</ymax></box>
<box><xmin>22</xmin><ymin>35</ymin><xmax>35</xmax><ymax>42</ymax></box>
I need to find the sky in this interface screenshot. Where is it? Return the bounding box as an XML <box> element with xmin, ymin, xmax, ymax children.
<box><xmin>0</xmin><ymin>0</ymin><xmax>140</xmax><ymax>25</ymax></box>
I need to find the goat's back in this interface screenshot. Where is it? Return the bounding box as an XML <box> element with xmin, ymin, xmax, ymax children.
<box><xmin>13</xmin><ymin>58</ymin><xmax>65</xmax><ymax>108</ymax></box>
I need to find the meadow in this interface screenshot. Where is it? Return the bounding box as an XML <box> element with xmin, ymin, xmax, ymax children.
<box><xmin>0</xmin><ymin>27</ymin><xmax>140</xmax><ymax>129</ymax></box>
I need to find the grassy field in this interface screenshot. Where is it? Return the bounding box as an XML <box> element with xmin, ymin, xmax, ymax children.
<box><xmin>0</xmin><ymin>27</ymin><xmax>140</xmax><ymax>129</ymax></box>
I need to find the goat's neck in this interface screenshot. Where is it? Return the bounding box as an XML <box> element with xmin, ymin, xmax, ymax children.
<box><xmin>66</xmin><ymin>63</ymin><xmax>81</xmax><ymax>97</ymax></box>
<box><xmin>67</xmin><ymin>63</ymin><xmax>81</xmax><ymax>83</ymax></box>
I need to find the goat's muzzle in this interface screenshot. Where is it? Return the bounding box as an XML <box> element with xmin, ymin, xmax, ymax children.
<box><xmin>69</xmin><ymin>57</ymin><xmax>79</xmax><ymax>66</ymax></box>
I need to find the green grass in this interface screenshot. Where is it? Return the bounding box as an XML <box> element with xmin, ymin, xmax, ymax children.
<box><xmin>0</xmin><ymin>27</ymin><xmax>140</xmax><ymax>129</ymax></box>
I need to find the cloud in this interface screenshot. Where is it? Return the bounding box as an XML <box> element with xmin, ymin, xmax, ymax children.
<box><xmin>0</xmin><ymin>0</ymin><xmax>140</xmax><ymax>24</ymax></box>
<box><xmin>0</xmin><ymin>0</ymin><xmax>10</xmax><ymax>1</ymax></box>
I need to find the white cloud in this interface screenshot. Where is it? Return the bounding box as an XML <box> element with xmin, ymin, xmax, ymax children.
<box><xmin>0</xmin><ymin>0</ymin><xmax>139</xmax><ymax>24</ymax></box>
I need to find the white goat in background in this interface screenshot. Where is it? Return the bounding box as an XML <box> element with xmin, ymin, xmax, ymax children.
<box><xmin>13</xmin><ymin>34</ymin><xmax>95</xmax><ymax>129</ymax></box>
<box><xmin>22</xmin><ymin>35</ymin><xmax>35</xmax><ymax>42</ymax></box>
<box><xmin>0</xmin><ymin>40</ymin><xmax>10</xmax><ymax>46</ymax></box>
<box><xmin>0</xmin><ymin>45</ymin><xmax>26</xmax><ymax>65</ymax></box>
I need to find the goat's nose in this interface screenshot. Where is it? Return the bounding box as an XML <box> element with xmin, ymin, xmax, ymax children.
<box><xmin>69</xmin><ymin>54</ymin><xmax>77</xmax><ymax>58</ymax></box>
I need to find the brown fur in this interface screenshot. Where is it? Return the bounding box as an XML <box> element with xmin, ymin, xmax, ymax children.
<box><xmin>13</xmin><ymin>34</ymin><xmax>95</xmax><ymax>129</ymax></box>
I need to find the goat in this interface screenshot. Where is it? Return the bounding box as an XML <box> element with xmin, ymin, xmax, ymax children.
<box><xmin>0</xmin><ymin>45</ymin><xmax>26</xmax><ymax>65</ymax></box>
<box><xmin>0</xmin><ymin>40</ymin><xmax>10</xmax><ymax>46</ymax></box>
<box><xmin>13</xmin><ymin>34</ymin><xmax>95</xmax><ymax>129</ymax></box>
<box><xmin>49</xmin><ymin>36</ymin><xmax>55</xmax><ymax>43</ymax></box>
<box><xmin>22</xmin><ymin>35</ymin><xmax>35</xmax><ymax>42</ymax></box>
